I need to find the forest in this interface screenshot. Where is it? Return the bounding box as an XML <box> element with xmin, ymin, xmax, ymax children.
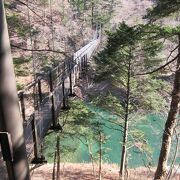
<box><xmin>0</xmin><ymin>0</ymin><xmax>180</xmax><ymax>180</ymax></box>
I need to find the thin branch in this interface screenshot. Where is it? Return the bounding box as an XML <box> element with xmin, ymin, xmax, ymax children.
<box><xmin>16</xmin><ymin>0</ymin><xmax>54</xmax><ymax>26</ymax></box>
<box><xmin>167</xmin><ymin>45</ymin><xmax>179</xmax><ymax>61</ymax></box>
<box><xmin>103</xmin><ymin>123</ymin><xmax>123</xmax><ymax>133</ymax></box>
<box><xmin>94</xmin><ymin>109</ymin><xmax>125</xmax><ymax>129</ymax></box>
<box><xmin>11</xmin><ymin>44</ymin><xmax>67</xmax><ymax>56</ymax></box>
<box><xmin>136</xmin><ymin>53</ymin><xmax>179</xmax><ymax>75</ymax></box>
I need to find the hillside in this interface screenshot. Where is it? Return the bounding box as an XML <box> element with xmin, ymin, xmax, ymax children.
<box><xmin>1</xmin><ymin>0</ymin><xmax>180</xmax><ymax>180</ymax></box>
<box><xmin>6</xmin><ymin>0</ymin><xmax>156</xmax><ymax>88</ymax></box>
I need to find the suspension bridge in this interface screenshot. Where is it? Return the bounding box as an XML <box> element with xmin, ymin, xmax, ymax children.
<box><xmin>20</xmin><ymin>33</ymin><xmax>100</xmax><ymax>162</ymax></box>
<box><xmin>0</xmin><ymin>1</ymin><xmax>101</xmax><ymax>179</ymax></box>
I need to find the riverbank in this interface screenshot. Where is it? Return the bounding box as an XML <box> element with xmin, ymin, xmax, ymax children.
<box><xmin>30</xmin><ymin>163</ymin><xmax>180</xmax><ymax>180</ymax></box>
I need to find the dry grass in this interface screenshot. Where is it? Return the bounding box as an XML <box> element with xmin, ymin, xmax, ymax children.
<box><xmin>30</xmin><ymin>163</ymin><xmax>180</xmax><ymax>180</ymax></box>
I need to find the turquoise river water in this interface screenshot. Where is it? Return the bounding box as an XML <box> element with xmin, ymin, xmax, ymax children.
<box><xmin>44</xmin><ymin>107</ymin><xmax>179</xmax><ymax>167</ymax></box>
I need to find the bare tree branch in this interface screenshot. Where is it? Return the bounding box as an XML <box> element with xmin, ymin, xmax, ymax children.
<box><xmin>136</xmin><ymin>53</ymin><xmax>179</xmax><ymax>75</ymax></box>
<box><xmin>167</xmin><ymin>45</ymin><xmax>180</xmax><ymax>61</ymax></box>
<box><xmin>16</xmin><ymin>0</ymin><xmax>53</xmax><ymax>26</ymax></box>
<box><xmin>11</xmin><ymin>43</ymin><xmax>67</xmax><ymax>56</ymax></box>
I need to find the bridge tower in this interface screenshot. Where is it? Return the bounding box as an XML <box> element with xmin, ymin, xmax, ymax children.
<box><xmin>0</xmin><ymin>1</ymin><xmax>30</xmax><ymax>179</ymax></box>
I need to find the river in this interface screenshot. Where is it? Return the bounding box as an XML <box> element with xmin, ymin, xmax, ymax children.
<box><xmin>43</xmin><ymin>107</ymin><xmax>179</xmax><ymax>168</ymax></box>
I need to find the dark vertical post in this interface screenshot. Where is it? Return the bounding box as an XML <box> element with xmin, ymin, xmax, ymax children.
<box><xmin>61</xmin><ymin>61</ymin><xmax>70</xmax><ymax>110</ymax></box>
<box><xmin>74</xmin><ymin>66</ymin><xmax>77</xmax><ymax>84</ymax></box>
<box><xmin>0</xmin><ymin>1</ymin><xmax>30</xmax><ymax>179</ymax></box>
<box><xmin>85</xmin><ymin>54</ymin><xmax>88</xmax><ymax>72</ymax></box>
<box><xmin>69</xmin><ymin>56</ymin><xmax>74</xmax><ymax>96</ymax></box>
<box><xmin>56</xmin><ymin>134</ymin><xmax>60</xmax><ymax>180</ymax></box>
<box><xmin>49</xmin><ymin>70</ymin><xmax>56</xmax><ymax>128</ymax></box>
<box><xmin>85</xmin><ymin>54</ymin><xmax>89</xmax><ymax>88</ymax></box>
<box><xmin>19</xmin><ymin>92</ymin><xmax>26</xmax><ymax>121</ymax></box>
<box><xmin>82</xmin><ymin>55</ymin><xmax>85</xmax><ymax>76</ymax></box>
<box><xmin>31</xmin><ymin>114</ymin><xmax>47</xmax><ymax>163</ymax></box>
<box><xmin>38</xmin><ymin>79</ymin><xmax>42</xmax><ymax>104</ymax></box>
<box><xmin>62</xmin><ymin>78</ymin><xmax>67</xmax><ymax>109</ymax></box>
<box><xmin>83</xmin><ymin>55</ymin><xmax>85</xmax><ymax>69</ymax></box>
<box><xmin>58</xmin><ymin>64</ymin><xmax>61</xmax><ymax>85</ymax></box>
<box><xmin>62</xmin><ymin>62</ymin><xmax>66</xmax><ymax>108</ymax></box>
<box><xmin>79</xmin><ymin>57</ymin><xmax>82</xmax><ymax>79</ymax></box>
<box><xmin>31</xmin><ymin>115</ymin><xmax>39</xmax><ymax>160</ymax></box>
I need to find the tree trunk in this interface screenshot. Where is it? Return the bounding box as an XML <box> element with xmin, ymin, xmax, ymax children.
<box><xmin>56</xmin><ymin>134</ymin><xmax>60</xmax><ymax>180</ymax></box>
<box><xmin>91</xmin><ymin>1</ymin><xmax>94</xmax><ymax>29</ymax></box>
<box><xmin>0</xmin><ymin>1</ymin><xmax>30</xmax><ymax>179</ymax></box>
<box><xmin>119</xmin><ymin>59</ymin><xmax>131</xmax><ymax>180</ymax></box>
<box><xmin>87</xmin><ymin>142</ymin><xmax>96</xmax><ymax>178</ymax></box>
<box><xmin>99</xmin><ymin>132</ymin><xmax>102</xmax><ymax>180</ymax></box>
<box><xmin>154</xmin><ymin>34</ymin><xmax>180</xmax><ymax>180</ymax></box>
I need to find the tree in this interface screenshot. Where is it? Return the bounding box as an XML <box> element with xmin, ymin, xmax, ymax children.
<box><xmin>145</xmin><ymin>0</ymin><xmax>180</xmax><ymax>22</ymax></box>
<box><xmin>69</xmin><ymin>0</ymin><xmax>115</xmax><ymax>27</ymax></box>
<box><xmin>94</xmin><ymin>23</ymin><xmax>169</xmax><ymax>179</ymax></box>
<box><xmin>0</xmin><ymin>1</ymin><xmax>30</xmax><ymax>179</ymax></box>
<box><xmin>155</xmin><ymin>38</ymin><xmax>180</xmax><ymax>179</ymax></box>
<box><xmin>44</xmin><ymin>99</ymin><xmax>110</xmax><ymax>179</ymax></box>
<box><xmin>145</xmin><ymin>2</ymin><xmax>180</xmax><ymax>179</ymax></box>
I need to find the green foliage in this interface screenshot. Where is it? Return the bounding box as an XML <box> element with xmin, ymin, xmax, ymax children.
<box><xmin>95</xmin><ymin>23</ymin><xmax>171</xmax><ymax>83</ymax></box>
<box><xmin>13</xmin><ymin>57</ymin><xmax>31</xmax><ymax>66</ymax></box>
<box><xmin>43</xmin><ymin>132</ymin><xmax>78</xmax><ymax>163</ymax></box>
<box><xmin>93</xmin><ymin>22</ymin><xmax>171</xmax><ymax>170</ymax></box>
<box><xmin>39</xmin><ymin>0</ymin><xmax>49</xmax><ymax>6</ymax></box>
<box><xmin>145</xmin><ymin>0</ymin><xmax>180</xmax><ymax>21</ymax></box>
<box><xmin>137</xmin><ymin>78</ymin><xmax>170</xmax><ymax>112</ymax></box>
<box><xmin>43</xmin><ymin>99</ymin><xmax>112</xmax><ymax>163</ymax></box>
<box><xmin>91</xmin><ymin>93</ymin><xmax>125</xmax><ymax>117</ymax></box>
<box><xmin>40</xmin><ymin>54</ymin><xmax>49</xmax><ymax>67</ymax></box>
<box><xmin>13</xmin><ymin>57</ymin><xmax>31</xmax><ymax>76</ymax></box>
<box><xmin>16</xmin><ymin>82</ymin><xmax>25</xmax><ymax>91</ymax></box>
<box><xmin>52</xmin><ymin>100</ymin><xmax>95</xmax><ymax>160</ymax></box>
<box><xmin>15</xmin><ymin>69</ymin><xmax>30</xmax><ymax>76</ymax></box>
<box><xmin>70</xmin><ymin>0</ymin><xmax>88</xmax><ymax>15</ymax></box>
<box><xmin>70</xmin><ymin>0</ymin><xmax>114</xmax><ymax>26</ymax></box>
<box><xmin>95</xmin><ymin>22</ymin><xmax>170</xmax><ymax>114</ymax></box>
<box><xmin>94</xmin><ymin>12</ymin><xmax>112</xmax><ymax>25</ymax></box>
<box><xmin>128</xmin><ymin>128</ymin><xmax>151</xmax><ymax>155</ymax></box>
<box><xmin>6</xmin><ymin>13</ymin><xmax>30</xmax><ymax>36</ymax></box>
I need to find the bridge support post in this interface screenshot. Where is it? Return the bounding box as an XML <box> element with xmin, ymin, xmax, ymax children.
<box><xmin>74</xmin><ymin>66</ymin><xmax>77</xmax><ymax>84</ymax></box>
<box><xmin>38</xmin><ymin>79</ymin><xmax>42</xmax><ymax>104</ymax></box>
<box><xmin>19</xmin><ymin>91</ymin><xmax>26</xmax><ymax>121</ymax></box>
<box><xmin>61</xmin><ymin>62</ymin><xmax>70</xmax><ymax>110</ymax></box>
<box><xmin>69</xmin><ymin>57</ymin><xmax>75</xmax><ymax>97</ymax></box>
<box><xmin>85</xmin><ymin>54</ymin><xmax>88</xmax><ymax>72</ymax></box>
<box><xmin>31</xmin><ymin>115</ymin><xmax>47</xmax><ymax>164</ymax></box>
<box><xmin>0</xmin><ymin>1</ymin><xmax>30</xmax><ymax>179</ymax></box>
<box><xmin>49</xmin><ymin>70</ymin><xmax>61</xmax><ymax>130</ymax></box>
<box><xmin>81</xmin><ymin>55</ymin><xmax>86</xmax><ymax>77</ymax></box>
<box><xmin>61</xmin><ymin>78</ymin><xmax>70</xmax><ymax>110</ymax></box>
<box><xmin>49</xmin><ymin>71</ymin><xmax>57</xmax><ymax>128</ymax></box>
<box><xmin>79</xmin><ymin>57</ymin><xmax>82</xmax><ymax>79</ymax></box>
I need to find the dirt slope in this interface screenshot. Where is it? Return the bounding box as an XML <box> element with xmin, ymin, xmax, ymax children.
<box><xmin>30</xmin><ymin>163</ymin><xmax>180</xmax><ymax>180</ymax></box>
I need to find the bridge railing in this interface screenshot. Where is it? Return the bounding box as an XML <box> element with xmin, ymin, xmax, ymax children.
<box><xmin>16</xmin><ymin>29</ymin><xmax>101</xmax><ymax>162</ymax></box>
